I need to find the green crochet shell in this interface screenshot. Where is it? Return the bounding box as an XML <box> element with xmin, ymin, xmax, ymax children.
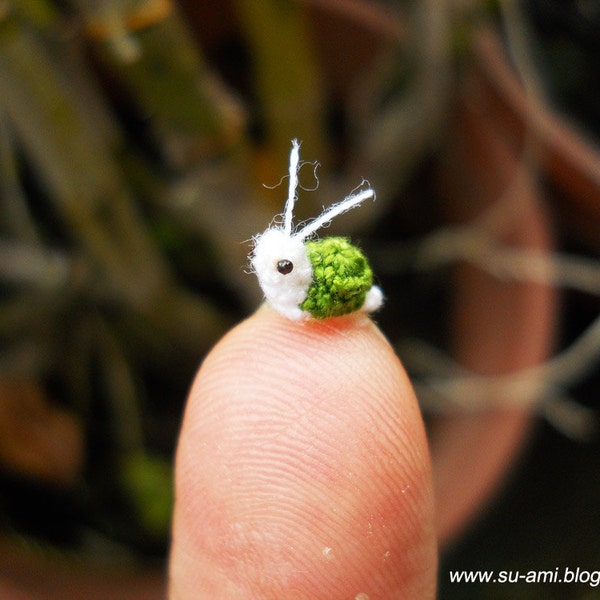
<box><xmin>300</xmin><ymin>237</ymin><xmax>374</xmax><ymax>319</ymax></box>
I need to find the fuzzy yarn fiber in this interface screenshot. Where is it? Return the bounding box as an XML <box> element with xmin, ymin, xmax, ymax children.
<box><xmin>300</xmin><ymin>237</ymin><xmax>373</xmax><ymax>319</ymax></box>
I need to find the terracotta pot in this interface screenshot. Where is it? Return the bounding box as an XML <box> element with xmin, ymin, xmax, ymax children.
<box><xmin>430</xmin><ymin>26</ymin><xmax>600</xmax><ymax>545</ymax></box>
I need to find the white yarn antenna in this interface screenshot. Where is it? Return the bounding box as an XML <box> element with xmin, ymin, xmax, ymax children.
<box><xmin>295</xmin><ymin>187</ymin><xmax>375</xmax><ymax>241</ymax></box>
<box><xmin>280</xmin><ymin>140</ymin><xmax>375</xmax><ymax>240</ymax></box>
<box><xmin>283</xmin><ymin>139</ymin><xmax>301</xmax><ymax>236</ymax></box>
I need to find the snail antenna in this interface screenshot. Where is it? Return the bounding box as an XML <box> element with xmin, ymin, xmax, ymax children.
<box><xmin>283</xmin><ymin>139</ymin><xmax>301</xmax><ymax>236</ymax></box>
<box><xmin>295</xmin><ymin>186</ymin><xmax>375</xmax><ymax>241</ymax></box>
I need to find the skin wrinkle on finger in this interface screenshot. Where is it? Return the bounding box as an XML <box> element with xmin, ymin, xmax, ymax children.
<box><xmin>170</xmin><ymin>308</ymin><xmax>436</xmax><ymax>599</ymax></box>
<box><xmin>192</xmin><ymin>314</ymin><xmax>395</xmax><ymax>458</ymax></box>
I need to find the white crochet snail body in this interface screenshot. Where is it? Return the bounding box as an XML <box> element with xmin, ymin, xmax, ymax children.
<box><xmin>251</xmin><ymin>140</ymin><xmax>383</xmax><ymax>321</ymax></box>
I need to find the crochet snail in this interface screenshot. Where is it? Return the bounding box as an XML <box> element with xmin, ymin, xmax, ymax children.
<box><xmin>251</xmin><ymin>140</ymin><xmax>383</xmax><ymax>321</ymax></box>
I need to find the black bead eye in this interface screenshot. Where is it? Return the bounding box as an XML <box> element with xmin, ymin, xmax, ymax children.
<box><xmin>277</xmin><ymin>259</ymin><xmax>294</xmax><ymax>275</ymax></box>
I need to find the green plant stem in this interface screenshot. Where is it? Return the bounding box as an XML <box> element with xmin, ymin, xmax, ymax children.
<box><xmin>95</xmin><ymin>316</ymin><xmax>145</xmax><ymax>453</ymax></box>
<box><xmin>0</xmin><ymin>113</ymin><xmax>40</xmax><ymax>243</ymax></box>
<box><xmin>73</xmin><ymin>0</ymin><xmax>246</xmax><ymax>168</ymax></box>
<box><xmin>0</xmin><ymin>11</ymin><xmax>228</xmax><ymax>348</ymax></box>
<box><xmin>234</xmin><ymin>0</ymin><xmax>328</xmax><ymax>173</ymax></box>
<box><xmin>10</xmin><ymin>0</ymin><xmax>60</xmax><ymax>30</ymax></box>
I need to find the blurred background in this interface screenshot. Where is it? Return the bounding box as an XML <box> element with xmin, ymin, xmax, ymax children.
<box><xmin>0</xmin><ymin>0</ymin><xmax>598</xmax><ymax>598</ymax></box>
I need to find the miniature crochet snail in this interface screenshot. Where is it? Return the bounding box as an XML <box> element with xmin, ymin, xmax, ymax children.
<box><xmin>251</xmin><ymin>140</ymin><xmax>383</xmax><ymax>320</ymax></box>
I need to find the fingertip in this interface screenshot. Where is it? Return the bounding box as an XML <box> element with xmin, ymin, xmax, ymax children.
<box><xmin>171</xmin><ymin>307</ymin><xmax>436</xmax><ymax>599</ymax></box>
